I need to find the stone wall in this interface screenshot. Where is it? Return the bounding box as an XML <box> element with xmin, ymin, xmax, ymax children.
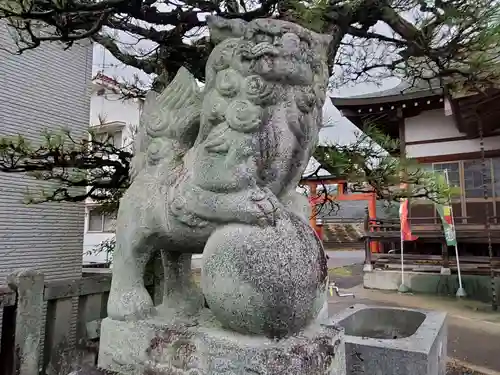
<box><xmin>0</xmin><ymin>268</ymin><xmax>156</xmax><ymax>375</ymax></box>
<box><xmin>364</xmin><ymin>270</ymin><xmax>500</xmax><ymax>302</ymax></box>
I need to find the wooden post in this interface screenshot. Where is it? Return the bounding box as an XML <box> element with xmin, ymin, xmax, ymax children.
<box><xmin>316</xmin><ymin>222</ymin><xmax>323</xmax><ymax>241</ymax></box>
<box><xmin>363</xmin><ymin>208</ymin><xmax>374</xmax><ymax>271</ymax></box>
<box><xmin>6</xmin><ymin>268</ymin><xmax>45</xmax><ymax>375</ymax></box>
<box><xmin>367</xmin><ymin>192</ymin><xmax>379</xmax><ymax>253</ymax></box>
<box><xmin>0</xmin><ymin>301</ymin><xmax>17</xmax><ymax>375</ymax></box>
<box><xmin>309</xmin><ymin>182</ymin><xmax>319</xmax><ymax>234</ymax></box>
<box><xmin>440</xmin><ymin>242</ymin><xmax>451</xmax><ymax>275</ymax></box>
<box><xmin>337</xmin><ymin>181</ymin><xmax>345</xmax><ymax>195</ymax></box>
<box><xmin>363</xmin><ymin>237</ymin><xmax>373</xmax><ymax>272</ymax></box>
<box><xmin>398</xmin><ymin>107</ymin><xmax>406</xmax><ymax>157</ymax></box>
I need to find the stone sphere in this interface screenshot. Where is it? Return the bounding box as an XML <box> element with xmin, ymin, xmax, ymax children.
<box><xmin>201</xmin><ymin>213</ymin><xmax>328</xmax><ymax>339</ymax></box>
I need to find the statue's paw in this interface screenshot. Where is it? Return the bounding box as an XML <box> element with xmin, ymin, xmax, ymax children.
<box><xmin>169</xmin><ymin>195</ymin><xmax>209</xmax><ymax>228</ymax></box>
<box><xmin>174</xmin><ymin>212</ymin><xmax>210</xmax><ymax>228</ymax></box>
<box><xmin>183</xmin><ymin>213</ymin><xmax>210</xmax><ymax>228</ymax></box>
<box><xmin>249</xmin><ymin>189</ymin><xmax>280</xmax><ymax>226</ymax></box>
<box><xmin>108</xmin><ymin>287</ymin><xmax>156</xmax><ymax>321</ymax></box>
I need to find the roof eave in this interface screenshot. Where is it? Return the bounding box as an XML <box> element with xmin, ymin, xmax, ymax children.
<box><xmin>330</xmin><ymin>88</ymin><xmax>443</xmax><ymax>108</ymax></box>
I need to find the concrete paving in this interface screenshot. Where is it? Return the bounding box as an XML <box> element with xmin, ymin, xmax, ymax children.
<box><xmin>326</xmin><ymin>250</ymin><xmax>364</xmax><ymax>269</ymax></box>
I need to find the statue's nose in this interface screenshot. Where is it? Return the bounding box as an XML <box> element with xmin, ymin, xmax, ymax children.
<box><xmin>279</xmin><ymin>32</ymin><xmax>300</xmax><ymax>52</ymax></box>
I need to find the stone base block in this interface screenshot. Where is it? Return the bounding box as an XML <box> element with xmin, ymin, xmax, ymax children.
<box><xmin>362</xmin><ymin>263</ymin><xmax>373</xmax><ymax>272</ymax></box>
<box><xmin>98</xmin><ymin>312</ymin><xmax>345</xmax><ymax>375</ymax></box>
<box><xmin>330</xmin><ymin>304</ymin><xmax>447</xmax><ymax>375</ymax></box>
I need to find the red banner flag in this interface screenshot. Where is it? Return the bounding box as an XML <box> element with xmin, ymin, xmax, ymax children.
<box><xmin>399</xmin><ymin>199</ymin><xmax>418</xmax><ymax>241</ymax></box>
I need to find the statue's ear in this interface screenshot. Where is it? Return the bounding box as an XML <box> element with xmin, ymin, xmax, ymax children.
<box><xmin>206</xmin><ymin>16</ymin><xmax>248</xmax><ymax>44</ymax></box>
<box><xmin>307</xmin><ymin>32</ymin><xmax>333</xmax><ymax>60</ymax></box>
<box><xmin>141</xmin><ymin>91</ymin><xmax>159</xmax><ymax>120</ymax></box>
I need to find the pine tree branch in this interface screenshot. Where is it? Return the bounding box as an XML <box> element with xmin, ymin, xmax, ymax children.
<box><xmin>91</xmin><ymin>33</ymin><xmax>160</xmax><ymax>75</ymax></box>
<box><xmin>0</xmin><ymin>132</ymin><xmax>132</xmax><ymax>208</ymax></box>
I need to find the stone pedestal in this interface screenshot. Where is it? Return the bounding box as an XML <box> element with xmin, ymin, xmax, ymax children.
<box><xmin>98</xmin><ymin>311</ymin><xmax>346</xmax><ymax>375</ymax></box>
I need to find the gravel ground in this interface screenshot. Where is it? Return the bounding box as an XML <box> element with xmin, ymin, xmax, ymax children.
<box><xmin>328</xmin><ymin>263</ymin><xmax>364</xmax><ymax>289</ymax></box>
<box><xmin>447</xmin><ymin>362</ymin><xmax>485</xmax><ymax>374</ymax></box>
<box><xmin>71</xmin><ymin>362</ymin><xmax>485</xmax><ymax>374</ymax></box>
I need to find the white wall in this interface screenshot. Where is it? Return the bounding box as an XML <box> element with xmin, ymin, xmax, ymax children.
<box><xmin>405</xmin><ymin>109</ymin><xmax>500</xmax><ymax>159</ymax></box>
<box><xmin>83</xmin><ymin>84</ymin><xmax>142</xmax><ymax>264</ymax></box>
<box><xmin>83</xmin><ymin>222</ymin><xmax>114</xmax><ymax>263</ymax></box>
<box><xmin>405</xmin><ymin>109</ymin><xmax>459</xmax><ymax>142</ymax></box>
<box><xmin>89</xmin><ymin>89</ymin><xmax>142</xmax><ymax>144</ymax></box>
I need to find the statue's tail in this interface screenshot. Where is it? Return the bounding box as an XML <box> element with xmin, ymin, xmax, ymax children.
<box><xmin>130</xmin><ymin>68</ymin><xmax>202</xmax><ymax>181</ymax></box>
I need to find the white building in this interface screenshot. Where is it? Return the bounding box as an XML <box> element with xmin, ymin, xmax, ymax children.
<box><xmin>331</xmin><ymin>81</ymin><xmax>500</xmax><ymax>260</ymax></box>
<box><xmin>331</xmin><ymin>80</ymin><xmax>500</xmax><ymax>224</ymax></box>
<box><xmin>0</xmin><ymin>24</ymin><xmax>93</xmax><ymax>281</ymax></box>
<box><xmin>83</xmin><ymin>74</ymin><xmax>143</xmax><ymax>264</ymax></box>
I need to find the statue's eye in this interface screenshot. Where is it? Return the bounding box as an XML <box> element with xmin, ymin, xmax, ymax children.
<box><xmin>300</xmin><ymin>40</ymin><xmax>309</xmax><ymax>51</ymax></box>
<box><xmin>254</xmin><ymin>33</ymin><xmax>273</xmax><ymax>44</ymax></box>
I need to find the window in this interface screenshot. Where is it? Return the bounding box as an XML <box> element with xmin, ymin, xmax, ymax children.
<box><xmin>409</xmin><ymin>158</ymin><xmax>500</xmax><ymax>222</ymax></box>
<box><xmin>316</xmin><ymin>184</ymin><xmax>339</xmax><ymax>195</ymax></box>
<box><xmin>493</xmin><ymin>157</ymin><xmax>500</xmax><ymax>196</ymax></box>
<box><xmin>414</xmin><ymin>163</ymin><xmax>433</xmax><ymax>172</ymax></box>
<box><xmin>433</xmin><ymin>162</ymin><xmax>460</xmax><ymax>188</ymax></box>
<box><xmin>94</xmin><ymin>130</ymin><xmax>123</xmax><ymax>149</ymax></box>
<box><xmin>464</xmin><ymin>159</ymin><xmax>492</xmax><ymax>198</ymax></box>
<box><xmin>87</xmin><ymin>208</ymin><xmax>117</xmax><ymax>232</ymax></box>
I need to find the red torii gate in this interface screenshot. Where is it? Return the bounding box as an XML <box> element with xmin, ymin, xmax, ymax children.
<box><xmin>299</xmin><ymin>175</ymin><xmax>380</xmax><ymax>253</ymax></box>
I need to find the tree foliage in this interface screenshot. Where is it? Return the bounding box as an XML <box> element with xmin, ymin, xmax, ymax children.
<box><xmin>312</xmin><ymin>125</ymin><xmax>458</xmax><ymax>202</ymax></box>
<box><xmin>1</xmin><ymin>0</ymin><xmax>500</xmax><ymax>92</ymax></box>
<box><xmin>0</xmin><ymin>123</ymin><xmax>455</xmax><ymax>217</ymax></box>
<box><xmin>294</xmin><ymin>124</ymin><xmax>457</xmax><ymax>218</ymax></box>
<box><xmin>0</xmin><ymin>0</ymin><xmax>495</xmax><ymax>213</ymax></box>
<box><xmin>0</xmin><ymin>130</ymin><xmax>132</xmax><ymax>213</ymax></box>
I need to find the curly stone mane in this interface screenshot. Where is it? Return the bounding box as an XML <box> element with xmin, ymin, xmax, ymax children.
<box><xmin>201</xmin><ymin>16</ymin><xmax>332</xmax><ymax>196</ymax></box>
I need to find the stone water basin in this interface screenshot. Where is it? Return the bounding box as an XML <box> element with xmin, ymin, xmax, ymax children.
<box><xmin>329</xmin><ymin>304</ymin><xmax>447</xmax><ymax>375</ymax></box>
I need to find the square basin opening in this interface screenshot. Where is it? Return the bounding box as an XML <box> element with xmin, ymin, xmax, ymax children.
<box><xmin>338</xmin><ymin>308</ymin><xmax>426</xmax><ymax>339</ymax></box>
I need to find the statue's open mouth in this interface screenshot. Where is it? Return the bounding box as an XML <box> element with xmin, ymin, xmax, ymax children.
<box><xmin>240</xmin><ymin>42</ymin><xmax>279</xmax><ymax>60</ymax></box>
<box><xmin>238</xmin><ymin>41</ymin><xmax>314</xmax><ymax>85</ymax></box>
<box><xmin>251</xmin><ymin>42</ymin><xmax>280</xmax><ymax>58</ymax></box>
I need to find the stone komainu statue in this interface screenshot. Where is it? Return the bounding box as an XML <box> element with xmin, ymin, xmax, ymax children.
<box><xmin>108</xmin><ymin>16</ymin><xmax>332</xmax><ymax>339</ymax></box>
